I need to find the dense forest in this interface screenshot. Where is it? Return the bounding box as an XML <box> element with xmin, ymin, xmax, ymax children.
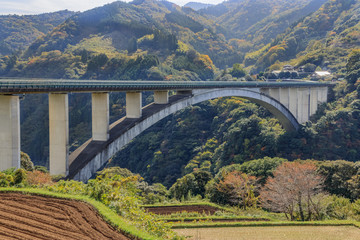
<box><xmin>0</xmin><ymin>0</ymin><xmax>359</xmax><ymax>191</ymax></box>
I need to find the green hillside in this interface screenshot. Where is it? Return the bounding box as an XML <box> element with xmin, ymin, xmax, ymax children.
<box><xmin>0</xmin><ymin>10</ymin><xmax>74</xmax><ymax>55</ymax></box>
<box><xmin>246</xmin><ymin>0</ymin><xmax>359</xmax><ymax>73</ymax></box>
<box><xmin>200</xmin><ymin>0</ymin><xmax>326</xmax><ymax>48</ymax></box>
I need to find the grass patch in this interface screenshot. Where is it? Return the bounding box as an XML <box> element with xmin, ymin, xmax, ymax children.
<box><xmin>143</xmin><ymin>201</ymin><xmax>234</xmax><ymax>213</ymax></box>
<box><xmin>171</xmin><ymin>219</ymin><xmax>360</xmax><ymax>229</ymax></box>
<box><xmin>0</xmin><ymin>188</ymin><xmax>162</xmax><ymax>240</ymax></box>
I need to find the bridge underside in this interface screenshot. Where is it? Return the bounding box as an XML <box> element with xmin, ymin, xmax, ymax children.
<box><xmin>0</xmin><ymin>80</ymin><xmax>329</xmax><ymax>178</ymax></box>
<box><xmin>69</xmin><ymin>87</ymin><xmax>320</xmax><ymax>181</ymax></box>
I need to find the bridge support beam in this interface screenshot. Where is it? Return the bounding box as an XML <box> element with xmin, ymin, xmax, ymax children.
<box><xmin>126</xmin><ymin>92</ymin><xmax>142</xmax><ymax>118</ymax></box>
<box><xmin>49</xmin><ymin>93</ymin><xmax>69</xmax><ymax>176</ymax></box>
<box><xmin>154</xmin><ymin>91</ymin><xmax>168</xmax><ymax>104</ymax></box>
<box><xmin>0</xmin><ymin>95</ymin><xmax>20</xmax><ymax>171</ymax></box>
<box><xmin>92</xmin><ymin>93</ymin><xmax>109</xmax><ymax>141</ymax></box>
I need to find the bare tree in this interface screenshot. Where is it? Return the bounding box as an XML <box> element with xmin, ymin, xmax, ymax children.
<box><xmin>260</xmin><ymin>162</ymin><xmax>325</xmax><ymax>221</ymax></box>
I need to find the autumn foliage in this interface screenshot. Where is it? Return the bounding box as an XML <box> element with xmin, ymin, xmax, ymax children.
<box><xmin>260</xmin><ymin>162</ymin><xmax>324</xmax><ymax>221</ymax></box>
<box><xmin>216</xmin><ymin>171</ymin><xmax>258</xmax><ymax>208</ymax></box>
<box><xmin>26</xmin><ymin>170</ymin><xmax>54</xmax><ymax>187</ymax></box>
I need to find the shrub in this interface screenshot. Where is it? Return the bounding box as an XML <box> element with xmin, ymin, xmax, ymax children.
<box><xmin>20</xmin><ymin>152</ymin><xmax>34</xmax><ymax>171</ymax></box>
<box><xmin>325</xmin><ymin>195</ymin><xmax>352</xmax><ymax>220</ymax></box>
<box><xmin>27</xmin><ymin>170</ymin><xmax>53</xmax><ymax>187</ymax></box>
<box><xmin>13</xmin><ymin>168</ymin><xmax>27</xmax><ymax>185</ymax></box>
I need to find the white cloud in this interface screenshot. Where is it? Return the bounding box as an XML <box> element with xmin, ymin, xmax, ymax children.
<box><xmin>0</xmin><ymin>0</ymin><xmax>224</xmax><ymax>15</ymax></box>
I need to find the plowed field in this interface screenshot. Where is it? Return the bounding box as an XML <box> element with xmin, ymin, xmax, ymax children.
<box><xmin>0</xmin><ymin>192</ymin><xmax>129</xmax><ymax>240</ymax></box>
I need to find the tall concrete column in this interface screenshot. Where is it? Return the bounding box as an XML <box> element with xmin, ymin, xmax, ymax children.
<box><xmin>318</xmin><ymin>87</ymin><xmax>328</xmax><ymax>103</ymax></box>
<box><xmin>49</xmin><ymin>93</ymin><xmax>69</xmax><ymax>176</ymax></box>
<box><xmin>288</xmin><ymin>88</ymin><xmax>298</xmax><ymax>120</ymax></box>
<box><xmin>0</xmin><ymin>95</ymin><xmax>20</xmax><ymax>171</ymax></box>
<box><xmin>126</xmin><ymin>92</ymin><xmax>142</xmax><ymax>118</ymax></box>
<box><xmin>297</xmin><ymin>88</ymin><xmax>310</xmax><ymax>124</ymax></box>
<box><xmin>92</xmin><ymin>93</ymin><xmax>109</xmax><ymax>141</ymax></box>
<box><xmin>309</xmin><ymin>88</ymin><xmax>318</xmax><ymax>116</ymax></box>
<box><xmin>279</xmin><ymin>88</ymin><xmax>290</xmax><ymax>109</ymax></box>
<box><xmin>154</xmin><ymin>90</ymin><xmax>169</xmax><ymax>104</ymax></box>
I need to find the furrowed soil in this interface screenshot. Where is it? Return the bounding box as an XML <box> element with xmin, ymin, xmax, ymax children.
<box><xmin>0</xmin><ymin>192</ymin><xmax>129</xmax><ymax>240</ymax></box>
<box><xmin>145</xmin><ymin>205</ymin><xmax>219</xmax><ymax>215</ymax></box>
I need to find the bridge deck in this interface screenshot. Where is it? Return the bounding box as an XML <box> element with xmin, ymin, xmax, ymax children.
<box><xmin>0</xmin><ymin>79</ymin><xmax>331</xmax><ymax>94</ymax></box>
<box><xmin>67</xmin><ymin>93</ymin><xmax>191</xmax><ymax>179</ymax></box>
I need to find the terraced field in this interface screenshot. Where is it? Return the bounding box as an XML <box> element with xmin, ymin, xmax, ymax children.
<box><xmin>145</xmin><ymin>205</ymin><xmax>220</xmax><ymax>215</ymax></box>
<box><xmin>0</xmin><ymin>192</ymin><xmax>129</xmax><ymax>240</ymax></box>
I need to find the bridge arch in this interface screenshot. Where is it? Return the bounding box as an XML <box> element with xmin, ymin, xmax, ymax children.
<box><xmin>69</xmin><ymin>88</ymin><xmax>299</xmax><ymax>181</ymax></box>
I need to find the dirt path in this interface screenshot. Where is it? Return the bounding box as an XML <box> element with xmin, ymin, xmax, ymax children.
<box><xmin>0</xmin><ymin>192</ymin><xmax>130</xmax><ymax>240</ymax></box>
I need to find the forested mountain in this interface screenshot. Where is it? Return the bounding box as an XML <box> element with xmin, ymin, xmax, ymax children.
<box><xmin>0</xmin><ymin>10</ymin><xmax>75</xmax><ymax>55</ymax></box>
<box><xmin>246</xmin><ymin>0</ymin><xmax>359</xmax><ymax>73</ymax></box>
<box><xmin>200</xmin><ymin>0</ymin><xmax>326</xmax><ymax>48</ymax></box>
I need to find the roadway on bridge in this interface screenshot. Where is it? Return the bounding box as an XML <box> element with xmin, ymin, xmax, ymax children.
<box><xmin>0</xmin><ymin>79</ymin><xmax>331</xmax><ymax>93</ymax></box>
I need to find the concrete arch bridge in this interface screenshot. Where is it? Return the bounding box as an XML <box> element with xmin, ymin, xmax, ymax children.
<box><xmin>0</xmin><ymin>79</ymin><xmax>330</xmax><ymax>181</ymax></box>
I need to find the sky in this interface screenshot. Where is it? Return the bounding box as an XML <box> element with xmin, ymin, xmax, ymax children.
<box><xmin>0</xmin><ymin>0</ymin><xmax>224</xmax><ymax>15</ymax></box>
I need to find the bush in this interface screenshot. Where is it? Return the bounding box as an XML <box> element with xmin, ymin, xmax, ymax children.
<box><xmin>20</xmin><ymin>152</ymin><xmax>34</xmax><ymax>171</ymax></box>
<box><xmin>13</xmin><ymin>168</ymin><xmax>27</xmax><ymax>185</ymax></box>
<box><xmin>325</xmin><ymin>195</ymin><xmax>352</xmax><ymax>220</ymax></box>
<box><xmin>27</xmin><ymin>170</ymin><xmax>53</xmax><ymax>187</ymax></box>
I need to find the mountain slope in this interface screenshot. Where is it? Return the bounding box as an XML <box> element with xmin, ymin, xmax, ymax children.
<box><xmin>0</xmin><ymin>10</ymin><xmax>74</xmax><ymax>55</ymax></box>
<box><xmin>200</xmin><ymin>0</ymin><xmax>325</xmax><ymax>47</ymax></box>
<box><xmin>248</xmin><ymin>0</ymin><xmax>359</xmax><ymax>73</ymax></box>
<box><xmin>21</xmin><ymin>0</ymin><xmax>240</xmax><ymax>71</ymax></box>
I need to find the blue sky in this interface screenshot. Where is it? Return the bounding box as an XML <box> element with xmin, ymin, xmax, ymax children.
<box><xmin>0</xmin><ymin>0</ymin><xmax>223</xmax><ymax>15</ymax></box>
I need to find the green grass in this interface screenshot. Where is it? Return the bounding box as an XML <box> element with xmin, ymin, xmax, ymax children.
<box><xmin>143</xmin><ymin>201</ymin><xmax>235</xmax><ymax>213</ymax></box>
<box><xmin>170</xmin><ymin>219</ymin><xmax>360</xmax><ymax>229</ymax></box>
<box><xmin>0</xmin><ymin>188</ymin><xmax>162</xmax><ymax>240</ymax></box>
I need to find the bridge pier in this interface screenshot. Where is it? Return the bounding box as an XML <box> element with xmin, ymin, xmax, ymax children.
<box><xmin>0</xmin><ymin>95</ymin><xmax>20</xmax><ymax>171</ymax></box>
<box><xmin>154</xmin><ymin>90</ymin><xmax>169</xmax><ymax>104</ymax></box>
<box><xmin>263</xmin><ymin>87</ymin><xmax>328</xmax><ymax>124</ymax></box>
<box><xmin>126</xmin><ymin>92</ymin><xmax>142</xmax><ymax>118</ymax></box>
<box><xmin>49</xmin><ymin>93</ymin><xmax>69</xmax><ymax>176</ymax></box>
<box><xmin>92</xmin><ymin>93</ymin><xmax>109</xmax><ymax>141</ymax></box>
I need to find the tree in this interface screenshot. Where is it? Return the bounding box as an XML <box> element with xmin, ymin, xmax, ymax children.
<box><xmin>215</xmin><ymin>171</ymin><xmax>258</xmax><ymax>208</ymax></box>
<box><xmin>240</xmin><ymin>157</ymin><xmax>287</xmax><ymax>185</ymax></box>
<box><xmin>20</xmin><ymin>152</ymin><xmax>34</xmax><ymax>171</ymax></box>
<box><xmin>317</xmin><ymin>160</ymin><xmax>358</xmax><ymax>199</ymax></box>
<box><xmin>260</xmin><ymin>162</ymin><xmax>325</xmax><ymax>221</ymax></box>
<box><xmin>127</xmin><ymin>37</ymin><xmax>138</xmax><ymax>53</ymax></box>
<box><xmin>303</xmin><ymin>63</ymin><xmax>317</xmax><ymax>73</ymax></box>
<box><xmin>229</xmin><ymin>63</ymin><xmax>246</xmax><ymax>78</ymax></box>
<box><xmin>169</xmin><ymin>170</ymin><xmax>212</xmax><ymax>200</ymax></box>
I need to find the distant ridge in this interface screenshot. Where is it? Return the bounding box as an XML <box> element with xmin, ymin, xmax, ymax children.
<box><xmin>184</xmin><ymin>2</ymin><xmax>214</xmax><ymax>10</ymax></box>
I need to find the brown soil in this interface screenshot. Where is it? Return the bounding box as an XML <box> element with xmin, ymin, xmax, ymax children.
<box><xmin>145</xmin><ymin>205</ymin><xmax>220</xmax><ymax>215</ymax></box>
<box><xmin>0</xmin><ymin>192</ymin><xmax>130</xmax><ymax>240</ymax></box>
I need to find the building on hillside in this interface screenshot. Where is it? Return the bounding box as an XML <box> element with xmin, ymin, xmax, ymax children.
<box><xmin>311</xmin><ymin>71</ymin><xmax>331</xmax><ymax>80</ymax></box>
<box><xmin>282</xmin><ymin>65</ymin><xmax>294</xmax><ymax>71</ymax></box>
